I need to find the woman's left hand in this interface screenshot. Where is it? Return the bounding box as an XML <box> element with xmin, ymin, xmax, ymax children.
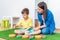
<box><xmin>40</xmin><ymin>25</ymin><xmax>46</xmax><ymax>28</ymax></box>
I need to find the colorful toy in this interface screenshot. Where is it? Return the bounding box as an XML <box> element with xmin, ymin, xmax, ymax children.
<box><xmin>16</xmin><ymin>34</ymin><xmax>22</xmax><ymax>38</ymax></box>
<box><xmin>40</xmin><ymin>35</ymin><xmax>46</xmax><ymax>38</ymax></box>
<box><xmin>29</xmin><ymin>36</ymin><xmax>34</xmax><ymax>40</ymax></box>
<box><xmin>35</xmin><ymin>35</ymin><xmax>41</xmax><ymax>39</ymax></box>
<box><xmin>35</xmin><ymin>34</ymin><xmax>44</xmax><ymax>39</ymax></box>
<box><xmin>16</xmin><ymin>35</ymin><xmax>21</xmax><ymax>38</ymax></box>
<box><xmin>9</xmin><ymin>34</ymin><xmax>16</xmax><ymax>38</ymax></box>
<box><xmin>22</xmin><ymin>35</ymin><xmax>29</xmax><ymax>38</ymax></box>
<box><xmin>40</xmin><ymin>34</ymin><xmax>44</xmax><ymax>38</ymax></box>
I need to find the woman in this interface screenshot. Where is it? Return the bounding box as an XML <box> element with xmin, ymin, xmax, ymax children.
<box><xmin>36</xmin><ymin>2</ymin><xmax>55</xmax><ymax>35</ymax></box>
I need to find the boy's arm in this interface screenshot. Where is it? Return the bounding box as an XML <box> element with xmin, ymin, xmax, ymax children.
<box><xmin>25</xmin><ymin>26</ymin><xmax>32</xmax><ymax>31</ymax></box>
<box><xmin>14</xmin><ymin>21</ymin><xmax>22</xmax><ymax>28</ymax></box>
<box><xmin>37</xmin><ymin>21</ymin><xmax>46</xmax><ymax>28</ymax></box>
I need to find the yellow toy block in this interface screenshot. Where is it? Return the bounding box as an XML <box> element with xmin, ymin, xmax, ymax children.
<box><xmin>22</xmin><ymin>35</ymin><xmax>29</xmax><ymax>38</ymax></box>
<box><xmin>35</xmin><ymin>35</ymin><xmax>41</xmax><ymax>39</ymax></box>
<box><xmin>9</xmin><ymin>34</ymin><xmax>16</xmax><ymax>38</ymax></box>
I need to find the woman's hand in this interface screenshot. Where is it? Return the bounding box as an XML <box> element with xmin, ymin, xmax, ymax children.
<box><xmin>35</xmin><ymin>25</ymin><xmax>46</xmax><ymax>29</ymax></box>
<box><xmin>40</xmin><ymin>25</ymin><xmax>46</xmax><ymax>28</ymax></box>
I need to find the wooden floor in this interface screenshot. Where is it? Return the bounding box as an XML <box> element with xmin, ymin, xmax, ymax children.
<box><xmin>54</xmin><ymin>29</ymin><xmax>60</xmax><ymax>33</ymax></box>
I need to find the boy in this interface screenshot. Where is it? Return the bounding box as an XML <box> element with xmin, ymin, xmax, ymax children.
<box><xmin>14</xmin><ymin>8</ymin><xmax>33</xmax><ymax>35</ymax></box>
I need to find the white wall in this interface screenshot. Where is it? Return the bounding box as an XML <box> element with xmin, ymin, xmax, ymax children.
<box><xmin>35</xmin><ymin>0</ymin><xmax>43</xmax><ymax>6</ymax></box>
<box><xmin>0</xmin><ymin>0</ymin><xmax>60</xmax><ymax>28</ymax></box>
<box><xmin>0</xmin><ymin>0</ymin><xmax>35</xmax><ymax>26</ymax></box>
<box><xmin>44</xmin><ymin>0</ymin><xmax>60</xmax><ymax>28</ymax></box>
<box><xmin>35</xmin><ymin>0</ymin><xmax>44</xmax><ymax>19</ymax></box>
<box><xmin>0</xmin><ymin>0</ymin><xmax>35</xmax><ymax>20</ymax></box>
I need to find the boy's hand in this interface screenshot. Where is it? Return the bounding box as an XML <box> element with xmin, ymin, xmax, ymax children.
<box><xmin>13</xmin><ymin>24</ymin><xmax>18</xmax><ymax>28</ymax></box>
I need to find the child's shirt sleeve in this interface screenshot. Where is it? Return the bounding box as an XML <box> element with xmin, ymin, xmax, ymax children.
<box><xmin>16</xmin><ymin>20</ymin><xmax>22</xmax><ymax>27</ymax></box>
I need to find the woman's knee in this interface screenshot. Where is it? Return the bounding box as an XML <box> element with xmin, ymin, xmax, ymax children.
<box><xmin>41</xmin><ymin>28</ymin><xmax>49</xmax><ymax>34</ymax></box>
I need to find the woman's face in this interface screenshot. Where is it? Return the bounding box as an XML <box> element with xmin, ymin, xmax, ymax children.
<box><xmin>37</xmin><ymin>6</ymin><xmax>44</xmax><ymax>14</ymax></box>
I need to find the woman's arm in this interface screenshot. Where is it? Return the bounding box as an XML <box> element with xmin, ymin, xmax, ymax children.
<box><xmin>40</xmin><ymin>25</ymin><xmax>46</xmax><ymax>28</ymax></box>
<box><xmin>35</xmin><ymin>22</ymin><xmax>46</xmax><ymax>29</ymax></box>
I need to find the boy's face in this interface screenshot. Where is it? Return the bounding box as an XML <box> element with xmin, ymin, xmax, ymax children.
<box><xmin>22</xmin><ymin>12</ymin><xmax>28</xmax><ymax>19</ymax></box>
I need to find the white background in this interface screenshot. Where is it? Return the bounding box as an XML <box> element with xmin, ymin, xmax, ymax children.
<box><xmin>0</xmin><ymin>0</ymin><xmax>60</xmax><ymax>28</ymax></box>
<box><xmin>0</xmin><ymin>0</ymin><xmax>35</xmax><ymax>26</ymax></box>
<box><xmin>0</xmin><ymin>0</ymin><xmax>35</xmax><ymax>19</ymax></box>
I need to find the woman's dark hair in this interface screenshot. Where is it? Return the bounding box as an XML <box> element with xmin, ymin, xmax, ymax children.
<box><xmin>38</xmin><ymin>2</ymin><xmax>47</xmax><ymax>20</ymax></box>
<box><xmin>21</xmin><ymin>8</ymin><xmax>29</xmax><ymax>15</ymax></box>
